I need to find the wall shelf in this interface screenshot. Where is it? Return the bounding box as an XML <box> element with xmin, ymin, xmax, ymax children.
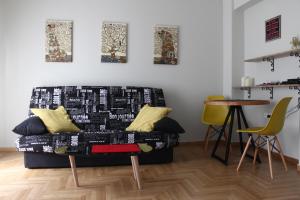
<box><xmin>234</xmin><ymin>84</ymin><xmax>300</xmax><ymax>99</ymax></box>
<box><xmin>244</xmin><ymin>49</ymin><xmax>300</xmax><ymax>71</ymax></box>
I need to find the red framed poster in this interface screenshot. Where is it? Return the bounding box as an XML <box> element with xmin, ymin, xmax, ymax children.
<box><xmin>265</xmin><ymin>15</ymin><xmax>281</xmax><ymax>42</ymax></box>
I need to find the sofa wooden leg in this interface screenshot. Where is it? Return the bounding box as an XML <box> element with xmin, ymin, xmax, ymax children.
<box><xmin>69</xmin><ymin>155</ymin><xmax>79</xmax><ymax>187</ymax></box>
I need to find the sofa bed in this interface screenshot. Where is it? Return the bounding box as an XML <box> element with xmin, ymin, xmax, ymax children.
<box><xmin>15</xmin><ymin>86</ymin><xmax>181</xmax><ymax>168</ymax></box>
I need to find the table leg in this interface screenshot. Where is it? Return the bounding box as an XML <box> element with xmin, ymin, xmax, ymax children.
<box><xmin>238</xmin><ymin>107</ymin><xmax>261</xmax><ymax>163</ymax></box>
<box><xmin>131</xmin><ymin>156</ymin><xmax>142</xmax><ymax>190</ymax></box>
<box><xmin>224</xmin><ymin>107</ymin><xmax>235</xmax><ymax>164</ymax></box>
<box><xmin>69</xmin><ymin>155</ymin><xmax>79</xmax><ymax>187</ymax></box>
<box><xmin>211</xmin><ymin>106</ymin><xmax>235</xmax><ymax>165</ymax></box>
<box><xmin>236</xmin><ymin>108</ymin><xmax>244</xmax><ymax>154</ymax></box>
<box><xmin>131</xmin><ymin>156</ymin><xmax>137</xmax><ymax>181</ymax></box>
<box><xmin>211</xmin><ymin>107</ymin><xmax>233</xmax><ymax>161</ymax></box>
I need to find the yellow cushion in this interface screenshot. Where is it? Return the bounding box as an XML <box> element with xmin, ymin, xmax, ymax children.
<box><xmin>126</xmin><ymin>104</ymin><xmax>172</xmax><ymax>132</ymax></box>
<box><xmin>31</xmin><ymin>106</ymin><xmax>80</xmax><ymax>134</ymax></box>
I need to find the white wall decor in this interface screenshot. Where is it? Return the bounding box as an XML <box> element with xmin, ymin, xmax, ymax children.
<box><xmin>265</xmin><ymin>15</ymin><xmax>281</xmax><ymax>42</ymax></box>
<box><xmin>101</xmin><ymin>22</ymin><xmax>127</xmax><ymax>63</ymax></box>
<box><xmin>154</xmin><ymin>25</ymin><xmax>178</xmax><ymax>65</ymax></box>
<box><xmin>45</xmin><ymin>20</ymin><xmax>73</xmax><ymax>62</ymax></box>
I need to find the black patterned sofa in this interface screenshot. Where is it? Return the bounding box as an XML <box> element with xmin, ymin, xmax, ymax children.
<box><xmin>16</xmin><ymin>86</ymin><xmax>179</xmax><ymax>168</ymax></box>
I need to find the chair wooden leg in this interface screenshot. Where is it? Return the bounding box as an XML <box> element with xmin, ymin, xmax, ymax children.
<box><xmin>253</xmin><ymin>136</ymin><xmax>260</xmax><ymax>166</ymax></box>
<box><xmin>69</xmin><ymin>155</ymin><xmax>79</xmax><ymax>187</ymax></box>
<box><xmin>274</xmin><ymin>136</ymin><xmax>288</xmax><ymax>172</ymax></box>
<box><xmin>237</xmin><ymin>136</ymin><xmax>252</xmax><ymax>172</ymax></box>
<box><xmin>253</xmin><ymin>147</ymin><xmax>259</xmax><ymax>166</ymax></box>
<box><xmin>267</xmin><ymin>139</ymin><xmax>274</xmax><ymax>179</ymax></box>
<box><xmin>204</xmin><ymin>125</ymin><xmax>211</xmax><ymax>151</ymax></box>
<box><xmin>132</xmin><ymin>156</ymin><xmax>142</xmax><ymax>190</ymax></box>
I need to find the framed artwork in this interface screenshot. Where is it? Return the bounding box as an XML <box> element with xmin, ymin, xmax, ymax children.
<box><xmin>154</xmin><ymin>25</ymin><xmax>178</xmax><ymax>65</ymax></box>
<box><xmin>101</xmin><ymin>22</ymin><xmax>128</xmax><ymax>63</ymax></box>
<box><xmin>265</xmin><ymin>15</ymin><xmax>281</xmax><ymax>42</ymax></box>
<box><xmin>45</xmin><ymin>20</ymin><xmax>73</xmax><ymax>62</ymax></box>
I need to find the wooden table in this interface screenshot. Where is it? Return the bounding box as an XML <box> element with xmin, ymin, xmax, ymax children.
<box><xmin>205</xmin><ymin>99</ymin><xmax>270</xmax><ymax>165</ymax></box>
<box><xmin>68</xmin><ymin>144</ymin><xmax>142</xmax><ymax>189</ymax></box>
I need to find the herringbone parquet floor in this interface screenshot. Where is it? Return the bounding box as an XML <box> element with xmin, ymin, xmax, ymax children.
<box><xmin>1</xmin><ymin>143</ymin><xmax>300</xmax><ymax>200</ymax></box>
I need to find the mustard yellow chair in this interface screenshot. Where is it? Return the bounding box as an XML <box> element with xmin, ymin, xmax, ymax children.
<box><xmin>201</xmin><ymin>96</ymin><xmax>229</xmax><ymax>151</ymax></box>
<box><xmin>236</xmin><ymin>97</ymin><xmax>292</xmax><ymax>179</ymax></box>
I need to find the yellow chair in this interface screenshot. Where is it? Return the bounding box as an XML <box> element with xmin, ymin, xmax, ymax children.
<box><xmin>201</xmin><ymin>96</ymin><xmax>229</xmax><ymax>151</ymax></box>
<box><xmin>236</xmin><ymin>97</ymin><xmax>292</xmax><ymax>179</ymax></box>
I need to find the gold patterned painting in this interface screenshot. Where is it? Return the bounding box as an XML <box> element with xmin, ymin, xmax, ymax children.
<box><xmin>154</xmin><ymin>25</ymin><xmax>178</xmax><ymax>65</ymax></box>
<box><xmin>101</xmin><ymin>22</ymin><xmax>127</xmax><ymax>63</ymax></box>
<box><xmin>45</xmin><ymin>20</ymin><xmax>73</xmax><ymax>62</ymax></box>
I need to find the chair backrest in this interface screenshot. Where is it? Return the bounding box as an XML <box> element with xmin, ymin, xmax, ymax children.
<box><xmin>262</xmin><ymin>97</ymin><xmax>292</xmax><ymax>135</ymax></box>
<box><xmin>201</xmin><ymin>95</ymin><xmax>229</xmax><ymax>126</ymax></box>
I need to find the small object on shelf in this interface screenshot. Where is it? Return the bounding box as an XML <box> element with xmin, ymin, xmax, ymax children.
<box><xmin>241</xmin><ymin>76</ymin><xmax>255</xmax><ymax>87</ymax></box>
<box><xmin>258</xmin><ymin>81</ymin><xmax>280</xmax><ymax>86</ymax></box>
<box><xmin>245</xmin><ymin>77</ymin><xmax>254</xmax><ymax>87</ymax></box>
<box><xmin>281</xmin><ymin>78</ymin><xmax>300</xmax><ymax>85</ymax></box>
<box><xmin>290</xmin><ymin>36</ymin><xmax>300</xmax><ymax>50</ymax></box>
<box><xmin>241</xmin><ymin>76</ymin><xmax>247</xmax><ymax>87</ymax></box>
<box><xmin>244</xmin><ymin>77</ymin><xmax>255</xmax><ymax>87</ymax></box>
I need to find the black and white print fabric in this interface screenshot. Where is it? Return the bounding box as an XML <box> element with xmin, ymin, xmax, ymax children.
<box><xmin>16</xmin><ymin>86</ymin><xmax>179</xmax><ymax>154</ymax></box>
<box><xmin>29</xmin><ymin>86</ymin><xmax>166</xmax><ymax>131</ymax></box>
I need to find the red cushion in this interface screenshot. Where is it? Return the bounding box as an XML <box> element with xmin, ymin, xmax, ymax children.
<box><xmin>91</xmin><ymin>144</ymin><xmax>141</xmax><ymax>153</ymax></box>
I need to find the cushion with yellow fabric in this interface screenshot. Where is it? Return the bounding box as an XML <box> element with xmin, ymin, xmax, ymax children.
<box><xmin>31</xmin><ymin>106</ymin><xmax>80</xmax><ymax>134</ymax></box>
<box><xmin>126</xmin><ymin>104</ymin><xmax>172</xmax><ymax>132</ymax></box>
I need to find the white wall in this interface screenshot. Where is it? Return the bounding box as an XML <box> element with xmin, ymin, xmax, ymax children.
<box><xmin>232</xmin><ymin>8</ymin><xmax>244</xmax><ymax>99</ymax></box>
<box><xmin>223</xmin><ymin>0</ymin><xmax>244</xmax><ymax>99</ymax></box>
<box><xmin>1</xmin><ymin>0</ymin><xmax>223</xmax><ymax>146</ymax></box>
<box><xmin>234</xmin><ymin>0</ymin><xmax>251</xmax><ymax>10</ymax></box>
<box><xmin>243</xmin><ymin>0</ymin><xmax>300</xmax><ymax>159</ymax></box>
<box><xmin>233</xmin><ymin>0</ymin><xmax>262</xmax><ymax>11</ymax></box>
<box><xmin>0</xmin><ymin>1</ymin><xmax>5</xmax><ymax>147</ymax></box>
<box><xmin>222</xmin><ymin>0</ymin><xmax>233</xmax><ymax>98</ymax></box>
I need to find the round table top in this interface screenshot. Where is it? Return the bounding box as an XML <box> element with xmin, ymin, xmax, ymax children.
<box><xmin>205</xmin><ymin>99</ymin><xmax>270</xmax><ymax>106</ymax></box>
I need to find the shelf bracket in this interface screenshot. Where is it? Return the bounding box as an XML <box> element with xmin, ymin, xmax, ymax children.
<box><xmin>289</xmin><ymin>86</ymin><xmax>300</xmax><ymax>109</ymax></box>
<box><xmin>290</xmin><ymin>51</ymin><xmax>300</xmax><ymax>68</ymax></box>
<box><xmin>262</xmin><ymin>57</ymin><xmax>275</xmax><ymax>72</ymax></box>
<box><xmin>240</xmin><ymin>87</ymin><xmax>251</xmax><ymax>99</ymax></box>
<box><xmin>247</xmin><ymin>88</ymin><xmax>251</xmax><ymax>99</ymax></box>
<box><xmin>289</xmin><ymin>85</ymin><xmax>300</xmax><ymax>95</ymax></box>
<box><xmin>289</xmin><ymin>87</ymin><xmax>300</xmax><ymax>109</ymax></box>
<box><xmin>262</xmin><ymin>87</ymin><xmax>274</xmax><ymax>99</ymax></box>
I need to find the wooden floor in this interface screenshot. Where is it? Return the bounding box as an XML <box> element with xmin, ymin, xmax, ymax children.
<box><xmin>1</xmin><ymin>143</ymin><xmax>300</xmax><ymax>200</ymax></box>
